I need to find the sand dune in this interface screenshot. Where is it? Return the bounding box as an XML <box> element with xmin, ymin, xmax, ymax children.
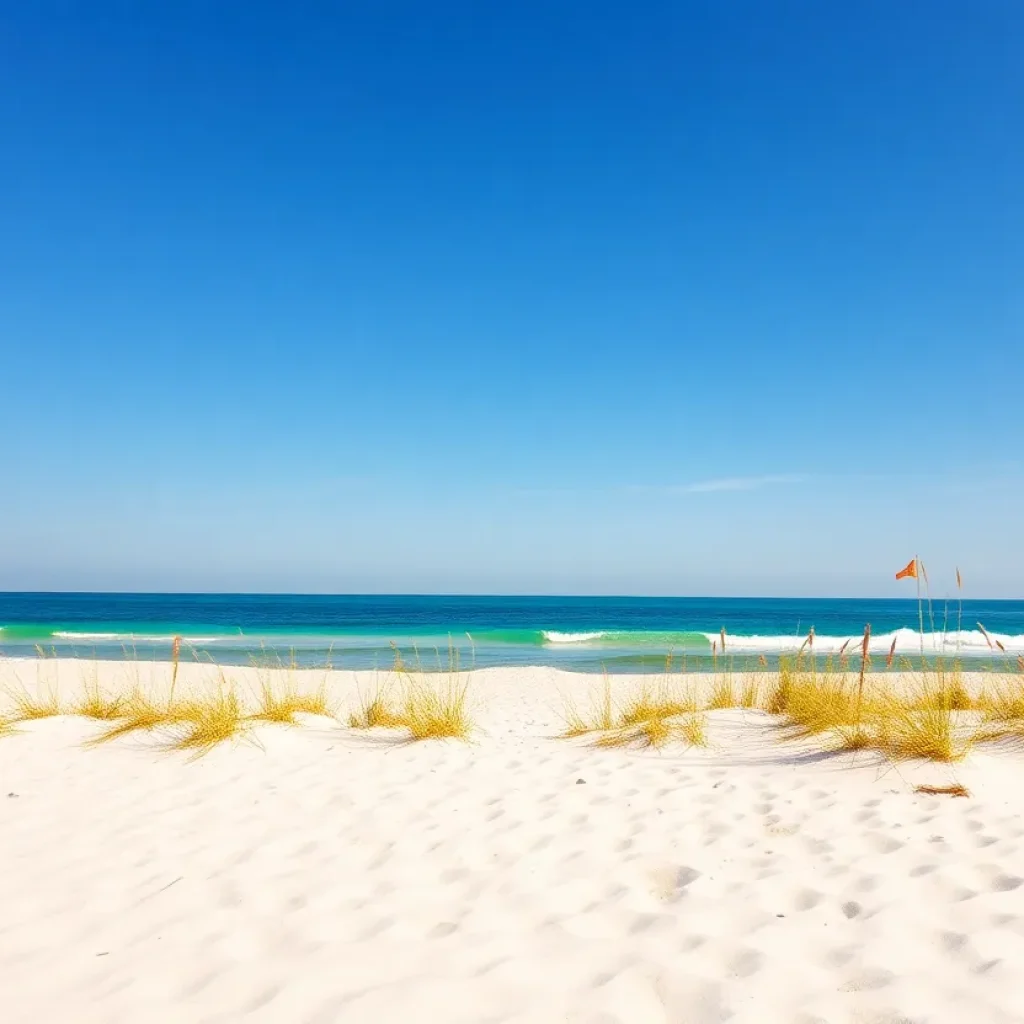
<box><xmin>2</xmin><ymin>661</ymin><xmax>1024</xmax><ymax>1023</ymax></box>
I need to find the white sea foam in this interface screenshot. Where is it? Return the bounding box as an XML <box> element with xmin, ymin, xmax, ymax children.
<box><xmin>704</xmin><ymin>628</ymin><xmax>1024</xmax><ymax>655</ymax></box>
<box><xmin>52</xmin><ymin>632</ymin><xmax>221</xmax><ymax>644</ymax></box>
<box><xmin>147</xmin><ymin>636</ymin><xmax>221</xmax><ymax>645</ymax></box>
<box><xmin>542</xmin><ymin>631</ymin><xmax>607</xmax><ymax>644</ymax></box>
<box><xmin>52</xmin><ymin>632</ymin><xmax>121</xmax><ymax>640</ymax></box>
<box><xmin>539</xmin><ymin>627</ymin><xmax>1024</xmax><ymax>654</ymax></box>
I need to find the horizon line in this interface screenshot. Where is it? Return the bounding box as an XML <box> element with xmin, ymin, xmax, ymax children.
<box><xmin>0</xmin><ymin>589</ymin><xmax>1020</xmax><ymax>602</ymax></box>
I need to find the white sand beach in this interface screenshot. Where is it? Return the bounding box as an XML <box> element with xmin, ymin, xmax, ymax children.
<box><xmin>3</xmin><ymin>660</ymin><xmax>1024</xmax><ymax>1023</ymax></box>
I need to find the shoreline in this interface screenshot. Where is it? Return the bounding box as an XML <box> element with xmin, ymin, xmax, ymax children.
<box><xmin>2</xmin><ymin>646</ymin><xmax>1021</xmax><ymax>675</ymax></box>
<box><xmin>1</xmin><ymin>652</ymin><xmax>1018</xmax><ymax>684</ymax></box>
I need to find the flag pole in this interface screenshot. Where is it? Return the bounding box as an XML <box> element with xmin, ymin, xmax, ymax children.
<box><xmin>956</xmin><ymin>568</ymin><xmax>963</xmax><ymax>658</ymax></box>
<box><xmin>857</xmin><ymin>623</ymin><xmax>871</xmax><ymax>729</ymax></box>
<box><xmin>916</xmin><ymin>553</ymin><xmax>924</xmax><ymax>660</ymax></box>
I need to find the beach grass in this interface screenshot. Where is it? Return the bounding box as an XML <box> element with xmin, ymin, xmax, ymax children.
<box><xmin>90</xmin><ymin>688</ymin><xmax>186</xmax><ymax>743</ymax></box>
<box><xmin>1</xmin><ymin>650</ymin><xmax>63</xmax><ymax>721</ymax></box>
<box><xmin>562</xmin><ymin>671</ymin><xmax>616</xmax><ymax>736</ymax></box>
<box><xmin>874</xmin><ymin>694</ymin><xmax>972</xmax><ymax>762</ymax></box>
<box><xmin>768</xmin><ymin>657</ymin><xmax>866</xmax><ymax>738</ymax></box>
<box><xmin>596</xmin><ymin>708</ymin><xmax>708</xmax><ymax>749</ymax></box>
<box><xmin>348</xmin><ymin>642</ymin><xmax>473</xmax><ymax>740</ymax></box>
<box><xmin>562</xmin><ymin>672</ymin><xmax>707</xmax><ymax>749</ymax></box>
<box><xmin>170</xmin><ymin>679</ymin><xmax>251</xmax><ymax>759</ymax></box>
<box><xmin>348</xmin><ymin>675</ymin><xmax>406</xmax><ymax>729</ymax></box>
<box><xmin>706</xmin><ymin>675</ymin><xmax>736</xmax><ymax>710</ymax></box>
<box><xmin>74</xmin><ymin>686</ymin><xmax>127</xmax><ymax>720</ymax></box>
<box><xmin>397</xmin><ymin>641</ymin><xmax>474</xmax><ymax>741</ymax></box>
<box><xmin>401</xmin><ymin>671</ymin><xmax>473</xmax><ymax>740</ymax></box>
<box><xmin>7</xmin><ymin>687</ymin><xmax>63</xmax><ymax>721</ymax></box>
<box><xmin>739</xmin><ymin>676</ymin><xmax>760</xmax><ymax>708</ymax></box>
<box><xmin>555</xmin><ymin>644</ymin><xmax>1009</xmax><ymax>761</ymax></box>
<box><xmin>976</xmin><ymin>676</ymin><xmax>1024</xmax><ymax>746</ymax></box>
<box><xmin>619</xmin><ymin>678</ymin><xmax>699</xmax><ymax>726</ymax></box>
<box><xmin>91</xmin><ymin>670</ymin><xmax>253</xmax><ymax>757</ymax></box>
<box><xmin>244</xmin><ymin>643</ymin><xmax>337</xmax><ymax>724</ymax></box>
<box><xmin>250</xmin><ymin>671</ymin><xmax>333</xmax><ymax>724</ymax></box>
<box><xmin>4</xmin><ymin>675</ymin><xmax>63</xmax><ymax>721</ymax></box>
<box><xmin>978</xmin><ymin>678</ymin><xmax>1024</xmax><ymax>722</ymax></box>
<box><xmin>73</xmin><ymin>664</ymin><xmax>127</xmax><ymax>720</ymax></box>
<box><xmin>762</xmin><ymin>648</ymin><xmax>992</xmax><ymax>762</ymax></box>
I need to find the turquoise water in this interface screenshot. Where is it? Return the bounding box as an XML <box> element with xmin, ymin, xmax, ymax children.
<box><xmin>2</xmin><ymin>593</ymin><xmax>1022</xmax><ymax>671</ymax></box>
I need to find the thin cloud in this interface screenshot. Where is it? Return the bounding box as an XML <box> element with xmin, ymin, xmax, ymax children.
<box><xmin>493</xmin><ymin>475</ymin><xmax>809</xmax><ymax>499</ymax></box>
<box><xmin>683</xmin><ymin>474</ymin><xmax>806</xmax><ymax>494</ymax></box>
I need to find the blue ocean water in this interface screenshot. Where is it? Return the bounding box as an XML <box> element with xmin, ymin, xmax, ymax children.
<box><xmin>1</xmin><ymin>593</ymin><xmax>1022</xmax><ymax>671</ymax></box>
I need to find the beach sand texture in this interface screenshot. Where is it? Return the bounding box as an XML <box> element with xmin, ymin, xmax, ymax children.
<box><xmin>3</xmin><ymin>661</ymin><xmax>1024</xmax><ymax>1023</ymax></box>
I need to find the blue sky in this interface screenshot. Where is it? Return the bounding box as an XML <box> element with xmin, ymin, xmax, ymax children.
<box><xmin>1</xmin><ymin>1</ymin><xmax>1021</xmax><ymax>596</ymax></box>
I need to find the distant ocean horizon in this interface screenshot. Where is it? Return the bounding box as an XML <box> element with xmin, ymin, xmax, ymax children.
<box><xmin>2</xmin><ymin>593</ymin><xmax>1022</xmax><ymax>672</ymax></box>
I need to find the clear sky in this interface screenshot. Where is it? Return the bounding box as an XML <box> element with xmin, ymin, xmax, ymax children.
<box><xmin>1</xmin><ymin>1</ymin><xmax>1021</xmax><ymax>597</ymax></box>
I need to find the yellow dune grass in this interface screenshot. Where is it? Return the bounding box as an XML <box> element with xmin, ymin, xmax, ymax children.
<box><xmin>562</xmin><ymin>674</ymin><xmax>707</xmax><ymax>749</ymax></box>
<box><xmin>249</xmin><ymin>671</ymin><xmax>334</xmax><ymax>724</ymax></box>
<box><xmin>72</xmin><ymin>665</ymin><xmax>127</xmax><ymax>720</ymax></box>
<box><xmin>89</xmin><ymin>670</ymin><xmax>251</xmax><ymax>757</ymax></box>
<box><xmin>766</xmin><ymin>655</ymin><xmax>989</xmax><ymax>763</ymax></box>
<box><xmin>349</xmin><ymin>645</ymin><xmax>473</xmax><ymax>741</ymax></box>
<box><xmin>3</xmin><ymin>677</ymin><xmax>62</xmax><ymax>722</ymax></box>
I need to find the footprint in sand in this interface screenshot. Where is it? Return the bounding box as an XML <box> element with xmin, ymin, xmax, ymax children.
<box><xmin>840</xmin><ymin>966</ymin><xmax>895</xmax><ymax>991</ymax></box>
<box><xmin>991</xmin><ymin>874</ymin><xmax>1023</xmax><ymax>893</ymax></box>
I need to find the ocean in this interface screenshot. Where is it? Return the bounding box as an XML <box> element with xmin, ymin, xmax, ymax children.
<box><xmin>1</xmin><ymin>593</ymin><xmax>1022</xmax><ymax>672</ymax></box>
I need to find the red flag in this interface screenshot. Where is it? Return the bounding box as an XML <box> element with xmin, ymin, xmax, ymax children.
<box><xmin>895</xmin><ymin>558</ymin><xmax>917</xmax><ymax>581</ymax></box>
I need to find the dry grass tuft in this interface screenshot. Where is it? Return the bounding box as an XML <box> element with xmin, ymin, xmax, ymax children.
<box><xmin>73</xmin><ymin>667</ymin><xmax>126</xmax><ymax>720</ymax></box>
<box><xmin>348</xmin><ymin>675</ymin><xmax>406</xmax><ymax>729</ymax></box>
<box><xmin>596</xmin><ymin>710</ymin><xmax>707</xmax><ymax>750</ymax></box>
<box><xmin>3</xmin><ymin>655</ymin><xmax>63</xmax><ymax>721</ymax></box>
<box><xmin>677</xmin><ymin>711</ymin><xmax>707</xmax><ymax>747</ymax></box>
<box><xmin>250</xmin><ymin>673</ymin><xmax>333</xmax><ymax>725</ymax></box>
<box><xmin>349</xmin><ymin>643</ymin><xmax>473</xmax><ymax>741</ymax></box>
<box><xmin>915</xmin><ymin>783</ymin><xmax>970</xmax><ymax>798</ymax></box>
<box><xmin>74</xmin><ymin>688</ymin><xmax>126</xmax><ymax>720</ymax></box>
<box><xmin>91</xmin><ymin>670</ymin><xmax>251</xmax><ymax>757</ymax></box>
<box><xmin>739</xmin><ymin>677</ymin><xmax>760</xmax><ymax>708</ymax></box>
<box><xmin>832</xmin><ymin>724</ymin><xmax>875</xmax><ymax>751</ymax></box>
<box><xmin>763</xmin><ymin>660</ymin><xmax>795</xmax><ymax>716</ymax></box>
<box><xmin>618</xmin><ymin>680</ymin><xmax>699</xmax><ymax>727</ymax></box>
<box><xmin>979</xmin><ymin>679</ymin><xmax>1024</xmax><ymax>723</ymax></box>
<box><xmin>400</xmin><ymin>671</ymin><xmax>472</xmax><ymax>741</ymax></box>
<box><xmin>620</xmin><ymin>715</ymin><xmax>674</xmax><ymax>748</ymax></box>
<box><xmin>905</xmin><ymin>664</ymin><xmax>974</xmax><ymax>712</ymax></box>
<box><xmin>873</xmin><ymin>681</ymin><xmax>976</xmax><ymax>762</ymax></box>
<box><xmin>975</xmin><ymin>677</ymin><xmax>1024</xmax><ymax>746</ymax></box>
<box><xmin>170</xmin><ymin>682</ymin><xmax>250</xmax><ymax>758</ymax></box>
<box><xmin>766</xmin><ymin>656</ymin><xmax>979</xmax><ymax>762</ymax></box>
<box><xmin>768</xmin><ymin>661</ymin><xmax>866</xmax><ymax>741</ymax></box>
<box><xmin>91</xmin><ymin>689</ymin><xmax>178</xmax><ymax>743</ymax></box>
<box><xmin>562</xmin><ymin>671</ymin><xmax>616</xmax><ymax>736</ymax></box>
<box><xmin>5</xmin><ymin>683</ymin><xmax>63</xmax><ymax>721</ymax></box>
<box><xmin>706</xmin><ymin>676</ymin><xmax>736</xmax><ymax>710</ymax></box>
<box><xmin>562</xmin><ymin>674</ymin><xmax>706</xmax><ymax>749</ymax></box>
